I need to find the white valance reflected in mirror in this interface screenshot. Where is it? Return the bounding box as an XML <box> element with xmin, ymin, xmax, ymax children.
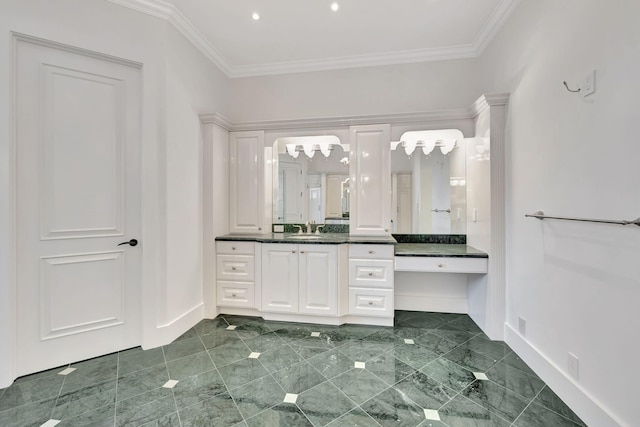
<box><xmin>390</xmin><ymin>129</ymin><xmax>467</xmax><ymax>235</ymax></box>
<box><xmin>273</xmin><ymin>136</ymin><xmax>350</xmax><ymax>224</ymax></box>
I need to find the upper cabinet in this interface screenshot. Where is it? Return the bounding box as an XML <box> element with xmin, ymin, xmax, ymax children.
<box><xmin>229</xmin><ymin>130</ymin><xmax>266</xmax><ymax>234</ymax></box>
<box><xmin>349</xmin><ymin>124</ymin><xmax>391</xmax><ymax>236</ymax></box>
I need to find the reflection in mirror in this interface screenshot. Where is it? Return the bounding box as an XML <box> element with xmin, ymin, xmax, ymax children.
<box><xmin>390</xmin><ymin>130</ymin><xmax>466</xmax><ymax>234</ymax></box>
<box><xmin>273</xmin><ymin>136</ymin><xmax>349</xmax><ymax>224</ymax></box>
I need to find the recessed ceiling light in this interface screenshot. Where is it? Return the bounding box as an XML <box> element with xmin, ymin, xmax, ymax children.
<box><xmin>252</xmin><ymin>12</ymin><xmax>260</xmax><ymax>20</ymax></box>
<box><xmin>331</xmin><ymin>2</ymin><xmax>339</xmax><ymax>12</ymax></box>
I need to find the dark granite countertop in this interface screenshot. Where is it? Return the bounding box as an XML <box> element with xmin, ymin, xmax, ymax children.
<box><xmin>215</xmin><ymin>233</ymin><xmax>396</xmax><ymax>245</ymax></box>
<box><xmin>394</xmin><ymin>243</ymin><xmax>488</xmax><ymax>258</ymax></box>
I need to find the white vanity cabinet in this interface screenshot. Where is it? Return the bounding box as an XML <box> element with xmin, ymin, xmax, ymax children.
<box><xmin>262</xmin><ymin>243</ymin><xmax>341</xmax><ymax>317</ymax></box>
<box><xmin>349</xmin><ymin>124</ymin><xmax>391</xmax><ymax>236</ymax></box>
<box><xmin>216</xmin><ymin>241</ymin><xmax>258</xmax><ymax>309</ymax></box>
<box><xmin>348</xmin><ymin>244</ymin><xmax>395</xmax><ymax>320</ymax></box>
<box><xmin>229</xmin><ymin>130</ymin><xmax>266</xmax><ymax>234</ymax></box>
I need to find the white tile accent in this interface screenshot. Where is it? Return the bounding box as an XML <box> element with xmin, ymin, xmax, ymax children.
<box><xmin>249</xmin><ymin>352</ymin><xmax>261</xmax><ymax>359</ymax></box>
<box><xmin>473</xmin><ymin>372</ymin><xmax>489</xmax><ymax>380</ymax></box>
<box><xmin>163</xmin><ymin>380</ymin><xmax>179</xmax><ymax>388</ymax></box>
<box><xmin>40</xmin><ymin>421</ymin><xmax>61</xmax><ymax>427</ymax></box>
<box><xmin>283</xmin><ymin>393</ymin><xmax>298</xmax><ymax>403</ymax></box>
<box><xmin>57</xmin><ymin>368</ymin><xmax>76</xmax><ymax>376</ymax></box>
<box><xmin>404</xmin><ymin>339</ymin><xmax>415</xmax><ymax>345</ymax></box>
<box><xmin>424</xmin><ymin>409</ymin><xmax>441</xmax><ymax>421</ymax></box>
<box><xmin>226</xmin><ymin>325</ymin><xmax>237</xmax><ymax>330</ymax></box>
<box><xmin>310</xmin><ymin>332</ymin><xmax>321</xmax><ymax>337</ymax></box>
<box><xmin>354</xmin><ymin>361</ymin><xmax>366</xmax><ymax>369</ymax></box>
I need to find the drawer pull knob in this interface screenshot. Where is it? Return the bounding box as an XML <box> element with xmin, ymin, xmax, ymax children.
<box><xmin>232</xmin><ymin>293</ymin><xmax>237</xmax><ymax>297</ymax></box>
<box><xmin>292</xmin><ymin>250</ymin><xmax>297</xmax><ymax>253</ymax></box>
<box><xmin>231</xmin><ymin>266</ymin><xmax>237</xmax><ymax>271</ymax></box>
<box><xmin>368</xmin><ymin>301</ymin><xmax>373</xmax><ymax>305</ymax></box>
<box><xmin>258</xmin><ymin>227</ymin><xmax>262</xmax><ymax>230</ymax></box>
<box><xmin>368</xmin><ymin>272</ymin><xmax>374</xmax><ymax>276</ymax></box>
<box><xmin>368</xmin><ymin>250</ymin><xmax>374</xmax><ymax>254</ymax></box>
<box><xmin>438</xmin><ymin>263</ymin><xmax>444</xmax><ymax>268</ymax></box>
<box><xmin>231</xmin><ymin>246</ymin><xmax>236</xmax><ymax>250</ymax></box>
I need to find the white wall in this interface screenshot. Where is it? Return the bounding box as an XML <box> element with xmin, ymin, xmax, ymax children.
<box><xmin>228</xmin><ymin>59</ymin><xmax>482</xmax><ymax>122</ymax></box>
<box><xmin>478</xmin><ymin>1</ymin><xmax>640</xmax><ymax>426</ymax></box>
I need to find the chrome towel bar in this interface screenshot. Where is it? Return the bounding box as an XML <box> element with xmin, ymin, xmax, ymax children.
<box><xmin>525</xmin><ymin>210</ymin><xmax>640</xmax><ymax>227</ymax></box>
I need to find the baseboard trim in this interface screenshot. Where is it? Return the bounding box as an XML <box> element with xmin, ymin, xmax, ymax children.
<box><xmin>395</xmin><ymin>294</ymin><xmax>467</xmax><ymax>313</ymax></box>
<box><xmin>504</xmin><ymin>323</ymin><xmax>624</xmax><ymax>427</ymax></box>
<box><xmin>143</xmin><ymin>303</ymin><xmax>204</xmax><ymax>349</ymax></box>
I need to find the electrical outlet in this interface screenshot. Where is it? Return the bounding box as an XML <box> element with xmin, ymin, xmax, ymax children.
<box><xmin>581</xmin><ymin>69</ymin><xmax>596</xmax><ymax>97</ymax></box>
<box><xmin>518</xmin><ymin>317</ymin><xmax>527</xmax><ymax>336</ymax></box>
<box><xmin>568</xmin><ymin>352</ymin><xmax>579</xmax><ymax>380</ymax></box>
<box><xmin>472</xmin><ymin>208</ymin><xmax>478</xmax><ymax>222</ymax></box>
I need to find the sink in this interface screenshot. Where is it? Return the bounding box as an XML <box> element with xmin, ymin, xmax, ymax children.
<box><xmin>286</xmin><ymin>234</ymin><xmax>323</xmax><ymax>240</ymax></box>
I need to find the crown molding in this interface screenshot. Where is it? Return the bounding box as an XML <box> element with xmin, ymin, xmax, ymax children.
<box><xmin>469</xmin><ymin>93</ymin><xmax>510</xmax><ymax>117</ymax></box>
<box><xmin>104</xmin><ymin>0</ymin><xmax>521</xmax><ymax>79</ymax></box>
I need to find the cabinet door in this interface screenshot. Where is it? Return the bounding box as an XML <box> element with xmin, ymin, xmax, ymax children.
<box><xmin>261</xmin><ymin>244</ymin><xmax>299</xmax><ymax>313</ymax></box>
<box><xmin>299</xmin><ymin>245</ymin><xmax>338</xmax><ymax>316</ymax></box>
<box><xmin>349</xmin><ymin>124</ymin><xmax>391</xmax><ymax>235</ymax></box>
<box><xmin>230</xmin><ymin>131</ymin><xmax>265</xmax><ymax>233</ymax></box>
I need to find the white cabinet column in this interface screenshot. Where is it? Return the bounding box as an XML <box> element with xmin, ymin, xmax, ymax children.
<box><xmin>349</xmin><ymin>124</ymin><xmax>391</xmax><ymax>235</ymax></box>
<box><xmin>229</xmin><ymin>130</ymin><xmax>267</xmax><ymax>234</ymax></box>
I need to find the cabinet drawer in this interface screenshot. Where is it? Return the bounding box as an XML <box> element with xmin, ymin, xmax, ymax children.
<box><xmin>217</xmin><ymin>281</ymin><xmax>255</xmax><ymax>308</ymax></box>
<box><xmin>349</xmin><ymin>244</ymin><xmax>394</xmax><ymax>260</ymax></box>
<box><xmin>216</xmin><ymin>241</ymin><xmax>255</xmax><ymax>255</ymax></box>
<box><xmin>349</xmin><ymin>288</ymin><xmax>393</xmax><ymax>317</ymax></box>
<box><xmin>394</xmin><ymin>256</ymin><xmax>488</xmax><ymax>273</ymax></box>
<box><xmin>349</xmin><ymin>259</ymin><xmax>394</xmax><ymax>289</ymax></box>
<box><xmin>216</xmin><ymin>255</ymin><xmax>255</xmax><ymax>281</ymax></box>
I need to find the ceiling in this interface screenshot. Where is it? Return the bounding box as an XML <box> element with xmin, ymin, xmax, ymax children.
<box><xmin>106</xmin><ymin>0</ymin><xmax>521</xmax><ymax>78</ymax></box>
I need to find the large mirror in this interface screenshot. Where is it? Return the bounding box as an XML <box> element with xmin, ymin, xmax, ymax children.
<box><xmin>273</xmin><ymin>136</ymin><xmax>350</xmax><ymax>224</ymax></box>
<box><xmin>390</xmin><ymin>129</ymin><xmax>466</xmax><ymax>234</ymax></box>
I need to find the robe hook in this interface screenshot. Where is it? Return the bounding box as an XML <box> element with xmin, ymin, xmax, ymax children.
<box><xmin>563</xmin><ymin>81</ymin><xmax>580</xmax><ymax>93</ymax></box>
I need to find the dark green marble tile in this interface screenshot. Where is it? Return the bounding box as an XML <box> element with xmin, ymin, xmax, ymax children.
<box><xmin>271</xmin><ymin>324</ymin><xmax>314</xmax><ymax>342</ymax></box>
<box><xmin>165</xmin><ymin>351</ymin><xmax>215</xmax><ymax>380</ymax></box>
<box><xmin>290</xmin><ymin>336</ymin><xmax>339</xmax><ymax>359</ymax></box>
<box><xmin>208</xmin><ymin>340</ymin><xmax>251</xmax><ymax>368</ymax></box>
<box><xmin>242</xmin><ymin>332</ymin><xmax>285</xmax><ymax>353</ymax></box>
<box><xmin>392</xmin><ymin>326</ymin><xmax>428</xmax><ymax>340</ymax></box>
<box><xmin>179</xmin><ymin>392</ymin><xmax>243</xmax><ymax>427</ymax></box>
<box><xmin>461</xmin><ymin>380</ymin><xmax>529</xmax><ymax>422</ymax></box>
<box><xmin>361</xmin><ymin>387</ymin><xmax>427</xmax><ymax>427</ymax></box>
<box><xmin>330</xmin><ymin>368</ymin><xmax>388</xmax><ymax>405</ymax></box>
<box><xmin>534</xmin><ymin>386</ymin><xmax>586</xmax><ymax>426</ymax></box>
<box><xmin>63</xmin><ymin>354</ymin><xmax>118</xmax><ymax>394</ymax></box>
<box><xmin>272</xmin><ymin>361</ymin><xmax>326</xmax><ymax>394</ymax></box>
<box><xmin>193</xmin><ymin>317</ymin><xmax>229</xmax><ymax>336</ymax></box>
<box><xmin>309</xmin><ymin>349</ymin><xmax>354</xmax><ymax>379</ymax></box>
<box><xmin>420</xmin><ymin>357</ymin><xmax>476</xmax><ymax>392</ymax></box>
<box><xmin>217</xmin><ymin>358</ymin><xmax>269</xmax><ymax>390</ymax></box>
<box><xmin>139</xmin><ymin>412</ymin><xmax>181</xmax><ymax>426</ymax></box>
<box><xmin>52</xmin><ymin>379</ymin><xmax>116</xmax><ymax>420</ymax></box>
<box><xmin>413</xmin><ymin>331</ymin><xmax>461</xmax><ymax>355</ymax></box>
<box><xmin>392</xmin><ymin>234</ymin><xmax>466</xmax><ymax>244</ymax></box>
<box><xmin>13</xmin><ymin>365</ymin><xmax>66</xmax><ymax>384</ymax></box>
<box><xmin>57</xmin><ymin>403</ymin><xmax>115</xmax><ymax>427</ymax></box>
<box><xmin>438</xmin><ymin>317</ymin><xmax>483</xmax><ymax>334</ymax></box>
<box><xmin>393</xmin><ymin>371</ymin><xmax>457</xmax><ymax>410</ymax></box>
<box><xmin>429</xmin><ymin>329</ymin><xmax>478</xmax><ymax>346</ymax></box>
<box><xmin>199</xmin><ymin>329</ymin><xmax>241</xmax><ymax>350</ymax></box>
<box><xmin>245</xmin><ymin>403</ymin><xmax>314</xmax><ymax>427</ymax></box>
<box><xmin>339</xmin><ymin>340</ymin><xmax>388</xmax><ymax>362</ymax></box>
<box><xmin>162</xmin><ymin>336</ymin><xmax>205</xmax><ymax>362</ymax></box>
<box><xmin>221</xmin><ymin>314</ymin><xmax>265</xmax><ymax>325</ymax></box>
<box><xmin>486</xmin><ymin>361</ymin><xmax>545</xmax><ymax>400</ymax></box>
<box><xmin>416</xmin><ymin>420</ymin><xmax>448</xmax><ymax>427</ymax></box>
<box><xmin>257</xmin><ymin>345</ymin><xmax>304</xmax><ymax>374</ymax></box>
<box><xmin>337</xmin><ymin>324</ymin><xmax>379</xmax><ymax>339</ymax></box>
<box><xmin>327</xmin><ymin>407</ymin><xmax>382</xmax><ymax>427</ymax></box>
<box><xmin>0</xmin><ymin>373</ymin><xmax>64</xmax><ymax>411</ymax></box>
<box><xmin>229</xmin><ymin>375</ymin><xmax>285</xmax><ymax>419</ymax></box>
<box><xmin>116</xmin><ymin>364</ymin><xmax>169</xmax><ymax>401</ymax></box>
<box><xmin>514</xmin><ymin>401</ymin><xmax>585</xmax><ymax>427</ymax></box>
<box><xmin>398</xmin><ymin>313</ymin><xmax>449</xmax><ymax>329</ymax></box>
<box><xmin>231</xmin><ymin>320</ymin><xmax>273</xmax><ymax>339</ymax></box>
<box><xmin>172</xmin><ymin>369</ymin><xmax>227</xmax><ymax>410</ymax></box>
<box><xmin>0</xmin><ymin>397</ymin><xmax>57</xmax><ymax>427</ymax></box>
<box><xmin>118</xmin><ymin>347</ymin><xmax>165</xmax><ymax>376</ymax></box>
<box><xmin>364</xmin><ymin>329</ymin><xmax>406</xmax><ymax>346</ymax></box>
<box><xmin>443</xmin><ymin>347</ymin><xmax>497</xmax><ymax>373</ymax></box>
<box><xmin>115</xmin><ymin>387</ymin><xmax>176</xmax><ymax>427</ymax></box>
<box><xmin>500</xmin><ymin>352</ymin><xmax>538</xmax><ymax>378</ymax></box>
<box><xmin>387</xmin><ymin>343</ymin><xmax>439</xmax><ymax>369</ymax></box>
<box><xmin>366</xmin><ymin>352</ymin><xmax>416</xmax><ymax>386</ymax></box>
<box><xmin>439</xmin><ymin>394</ymin><xmax>511</xmax><ymax>427</ymax></box>
<box><xmin>394</xmin><ymin>310</ymin><xmax>422</xmax><ymax>324</ymax></box>
<box><xmin>457</xmin><ymin>335</ymin><xmax>510</xmax><ymax>362</ymax></box>
<box><xmin>297</xmin><ymin>381</ymin><xmax>356</xmax><ymax>426</ymax></box>
<box><xmin>173</xmin><ymin>328</ymin><xmax>199</xmax><ymax>342</ymax></box>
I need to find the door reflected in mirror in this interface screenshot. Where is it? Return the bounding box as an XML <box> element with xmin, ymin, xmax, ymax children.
<box><xmin>273</xmin><ymin>136</ymin><xmax>350</xmax><ymax>224</ymax></box>
<box><xmin>391</xmin><ymin>129</ymin><xmax>466</xmax><ymax>234</ymax></box>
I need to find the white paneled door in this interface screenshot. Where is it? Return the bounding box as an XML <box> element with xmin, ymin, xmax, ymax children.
<box><xmin>14</xmin><ymin>36</ymin><xmax>142</xmax><ymax>376</ymax></box>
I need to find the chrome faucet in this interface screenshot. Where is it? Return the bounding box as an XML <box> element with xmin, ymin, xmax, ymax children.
<box><xmin>315</xmin><ymin>224</ymin><xmax>326</xmax><ymax>234</ymax></box>
<box><xmin>292</xmin><ymin>224</ymin><xmax>303</xmax><ymax>234</ymax></box>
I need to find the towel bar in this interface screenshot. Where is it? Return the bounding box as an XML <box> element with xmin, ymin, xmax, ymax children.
<box><xmin>525</xmin><ymin>210</ymin><xmax>640</xmax><ymax>227</ymax></box>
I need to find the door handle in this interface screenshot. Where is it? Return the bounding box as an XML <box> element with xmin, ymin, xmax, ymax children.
<box><xmin>117</xmin><ymin>239</ymin><xmax>138</xmax><ymax>247</ymax></box>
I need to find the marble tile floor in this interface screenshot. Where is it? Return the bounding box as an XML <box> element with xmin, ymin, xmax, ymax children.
<box><xmin>0</xmin><ymin>311</ymin><xmax>587</xmax><ymax>427</ymax></box>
